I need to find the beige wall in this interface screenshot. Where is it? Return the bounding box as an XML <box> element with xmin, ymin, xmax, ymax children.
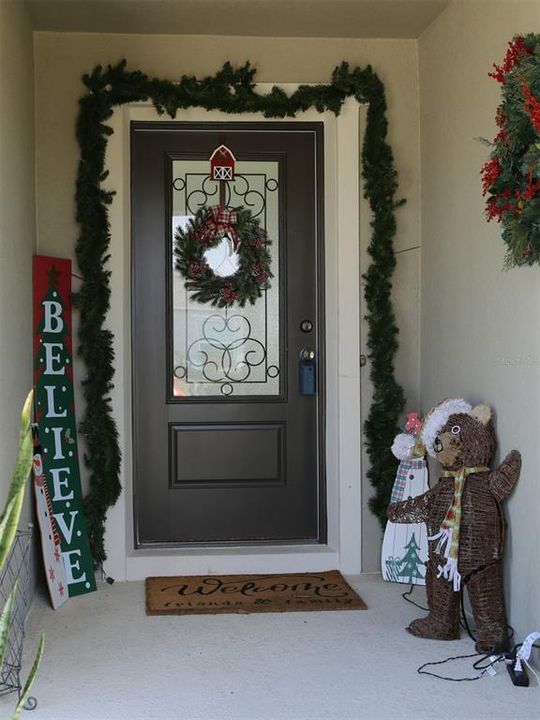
<box><xmin>419</xmin><ymin>0</ymin><xmax>540</xmax><ymax>640</ymax></box>
<box><xmin>0</xmin><ymin>0</ymin><xmax>36</xmax><ymax>517</ymax></box>
<box><xmin>33</xmin><ymin>32</ymin><xmax>422</xmax><ymax>570</ymax></box>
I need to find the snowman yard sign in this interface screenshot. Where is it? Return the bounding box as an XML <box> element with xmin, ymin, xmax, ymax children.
<box><xmin>381</xmin><ymin>412</ymin><xmax>429</xmax><ymax>586</ymax></box>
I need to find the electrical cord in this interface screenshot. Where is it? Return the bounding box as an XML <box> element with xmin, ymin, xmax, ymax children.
<box><xmin>510</xmin><ymin>640</ymin><xmax>540</xmax><ymax>657</ymax></box>
<box><xmin>459</xmin><ymin>589</ymin><xmax>476</xmax><ymax>641</ymax></box>
<box><xmin>402</xmin><ymin>584</ymin><xmax>474</xmax><ymax>636</ymax></box>
<box><xmin>472</xmin><ymin>654</ymin><xmax>502</xmax><ymax>671</ymax></box>
<box><xmin>417</xmin><ymin>652</ymin><xmax>491</xmax><ymax>682</ymax></box>
<box><xmin>523</xmin><ymin>658</ymin><xmax>540</xmax><ymax>685</ymax></box>
<box><xmin>401</xmin><ymin>584</ymin><xmax>428</xmax><ymax>612</ymax></box>
<box><xmin>417</xmin><ymin>648</ymin><xmax>511</xmax><ymax>682</ymax></box>
<box><xmin>504</xmin><ymin>640</ymin><xmax>540</xmax><ymax>676</ymax></box>
<box><xmin>418</xmin><ymin>637</ymin><xmax>540</xmax><ymax>684</ymax></box>
<box><xmin>502</xmin><ymin>637</ymin><xmax>540</xmax><ymax>686</ymax></box>
<box><xmin>401</xmin><ymin>583</ymin><xmax>485</xmax><ymax>640</ymax></box>
<box><xmin>402</xmin><ymin>583</ymin><xmax>517</xmax><ymax>681</ymax></box>
<box><xmin>402</xmin><ymin>585</ymin><xmax>489</xmax><ymax>680</ymax></box>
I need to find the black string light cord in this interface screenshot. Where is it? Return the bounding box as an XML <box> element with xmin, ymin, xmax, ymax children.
<box><xmin>403</xmin><ymin>585</ymin><xmax>492</xmax><ymax>681</ymax></box>
<box><xmin>402</xmin><ymin>584</ymin><xmax>521</xmax><ymax>682</ymax></box>
<box><xmin>401</xmin><ymin>584</ymin><xmax>428</xmax><ymax>612</ymax></box>
<box><xmin>418</xmin><ymin>652</ymin><xmax>490</xmax><ymax>682</ymax></box>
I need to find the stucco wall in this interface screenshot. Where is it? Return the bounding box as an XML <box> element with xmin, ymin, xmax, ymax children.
<box><xmin>0</xmin><ymin>0</ymin><xmax>36</xmax><ymax>519</ymax></box>
<box><xmin>33</xmin><ymin>32</ymin><xmax>421</xmax><ymax>571</ymax></box>
<box><xmin>419</xmin><ymin>0</ymin><xmax>540</xmax><ymax>640</ymax></box>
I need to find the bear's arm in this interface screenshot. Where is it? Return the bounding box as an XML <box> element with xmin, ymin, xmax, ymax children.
<box><xmin>489</xmin><ymin>449</ymin><xmax>521</xmax><ymax>501</ymax></box>
<box><xmin>387</xmin><ymin>488</ymin><xmax>436</xmax><ymax>524</ymax></box>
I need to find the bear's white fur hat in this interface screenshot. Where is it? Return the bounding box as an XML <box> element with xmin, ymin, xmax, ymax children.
<box><xmin>391</xmin><ymin>432</ymin><xmax>416</xmax><ymax>461</ymax></box>
<box><xmin>421</xmin><ymin>398</ymin><xmax>472</xmax><ymax>457</ymax></box>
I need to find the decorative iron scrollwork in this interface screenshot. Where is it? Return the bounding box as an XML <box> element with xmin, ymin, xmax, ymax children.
<box><xmin>174</xmin><ymin>311</ymin><xmax>268</xmax><ymax>383</ymax></box>
<box><xmin>174</xmin><ymin>310</ymin><xmax>280</xmax><ymax>395</ymax></box>
<box><xmin>171</xmin><ymin>164</ymin><xmax>280</xmax><ymax>396</ymax></box>
<box><xmin>178</xmin><ymin>173</ymin><xmax>278</xmax><ymax>218</ymax></box>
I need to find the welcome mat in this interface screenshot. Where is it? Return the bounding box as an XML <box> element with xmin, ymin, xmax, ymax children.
<box><xmin>145</xmin><ymin>570</ymin><xmax>367</xmax><ymax>615</ymax></box>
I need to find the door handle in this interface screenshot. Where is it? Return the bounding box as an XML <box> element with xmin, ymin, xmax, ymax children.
<box><xmin>299</xmin><ymin>348</ymin><xmax>316</xmax><ymax>395</ymax></box>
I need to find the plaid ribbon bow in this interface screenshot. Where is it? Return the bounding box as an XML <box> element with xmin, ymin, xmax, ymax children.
<box><xmin>197</xmin><ymin>207</ymin><xmax>239</xmax><ymax>250</ymax></box>
<box><xmin>428</xmin><ymin>465</ymin><xmax>489</xmax><ymax>592</ymax></box>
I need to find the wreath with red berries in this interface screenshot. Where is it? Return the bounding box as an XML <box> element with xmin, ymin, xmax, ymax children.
<box><xmin>174</xmin><ymin>205</ymin><xmax>272</xmax><ymax>307</ymax></box>
<box><xmin>481</xmin><ymin>34</ymin><xmax>540</xmax><ymax>267</ymax></box>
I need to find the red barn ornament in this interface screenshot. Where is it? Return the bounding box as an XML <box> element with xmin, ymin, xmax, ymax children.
<box><xmin>210</xmin><ymin>145</ymin><xmax>236</xmax><ymax>181</ymax></box>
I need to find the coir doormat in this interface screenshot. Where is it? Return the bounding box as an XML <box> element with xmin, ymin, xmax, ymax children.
<box><xmin>145</xmin><ymin>570</ymin><xmax>367</xmax><ymax>615</ymax></box>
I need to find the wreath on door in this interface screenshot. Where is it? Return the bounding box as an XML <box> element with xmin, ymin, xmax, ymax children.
<box><xmin>174</xmin><ymin>205</ymin><xmax>272</xmax><ymax>307</ymax></box>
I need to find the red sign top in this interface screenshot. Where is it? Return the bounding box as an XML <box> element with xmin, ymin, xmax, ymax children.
<box><xmin>210</xmin><ymin>145</ymin><xmax>236</xmax><ymax>181</ymax></box>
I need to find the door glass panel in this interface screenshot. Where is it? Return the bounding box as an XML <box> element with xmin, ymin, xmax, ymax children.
<box><xmin>171</xmin><ymin>159</ymin><xmax>280</xmax><ymax>398</ymax></box>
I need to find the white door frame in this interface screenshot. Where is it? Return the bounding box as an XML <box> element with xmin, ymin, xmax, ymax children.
<box><xmin>102</xmin><ymin>87</ymin><xmax>363</xmax><ymax>581</ymax></box>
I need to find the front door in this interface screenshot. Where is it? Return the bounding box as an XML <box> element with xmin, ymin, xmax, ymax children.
<box><xmin>131</xmin><ymin>122</ymin><xmax>325</xmax><ymax>546</ymax></box>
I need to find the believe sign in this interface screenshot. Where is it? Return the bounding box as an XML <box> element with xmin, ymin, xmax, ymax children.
<box><xmin>33</xmin><ymin>256</ymin><xmax>96</xmax><ymax>597</ymax></box>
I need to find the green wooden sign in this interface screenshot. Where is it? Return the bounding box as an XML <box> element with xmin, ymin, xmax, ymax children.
<box><xmin>33</xmin><ymin>255</ymin><xmax>96</xmax><ymax>597</ymax></box>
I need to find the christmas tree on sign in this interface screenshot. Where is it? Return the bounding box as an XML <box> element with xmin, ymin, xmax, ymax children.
<box><xmin>398</xmin><ymin>533</ymin><xmax>425</xmax><ymax>584</ymax></box>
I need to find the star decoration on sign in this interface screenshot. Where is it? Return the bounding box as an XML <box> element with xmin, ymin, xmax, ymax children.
<box><xmin>54</xmin><ymin>546</ymin><xmax>61</xmax><ymax>562</ymax></box>
<box><xmin>46</xmin><ymin>264</ymin><xmax>61</xmax><ymax>288</ymax></box>
<box><xmin>58</xmin><ymin>582</ymin><xmax>65</xmax><ymax>597</ymax></box>
<box><xmin>48</xmin><ymin>566</ymin><xmax>56</xmax><ymax>582</ymax></box>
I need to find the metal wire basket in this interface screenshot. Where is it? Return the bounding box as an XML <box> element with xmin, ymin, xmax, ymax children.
<box><xmin>0</xmin><ymin>529</ymin><xmax>36</xmax><ymax>708</ymax></box>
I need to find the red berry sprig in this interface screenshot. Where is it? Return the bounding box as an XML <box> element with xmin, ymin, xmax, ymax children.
<box><xmin>488</xmin><ymin>37</ymin><xmax>533</xmax><ymax>83</ymax></box>
<box><xmin>522</xmin><ymin>82</ymin><xmax>540</xmax><ymax>134</ymax></box>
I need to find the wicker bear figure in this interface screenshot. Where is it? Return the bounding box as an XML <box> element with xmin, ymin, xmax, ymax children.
<box><xmin>387</xmin><ymin>399</ymin><xmax>521</xmax><ymax>653</ymax></box>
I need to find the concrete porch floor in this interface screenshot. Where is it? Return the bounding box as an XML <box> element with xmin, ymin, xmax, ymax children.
<box><xmin>1</xmin><ymin>574</ymin><xmax>538</xmax><ymax>720</ymax></box>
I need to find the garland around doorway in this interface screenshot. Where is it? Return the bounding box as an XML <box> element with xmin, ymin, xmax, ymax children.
<box><xmin>75</xmin><ymin>60</ymin><xmax>405</xmax><ymax>563</ymax></box>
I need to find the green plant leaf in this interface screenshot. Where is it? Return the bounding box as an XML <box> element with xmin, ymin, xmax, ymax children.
<box><xmin>11</xmin><ymin>633</ymin><xmax>45</xmax><ymax>720</ymax></box>
<box><xmin>0</xmin><ymin>493</ymin><xmax>25</xmax><ymax>573</ymax></box>
<box><xmin>0</xmin><ymin>436</ymin><xmax>33</xmax><ymax>572</ymax></box>
<box><xmin>0</xmin><ymin>389</ymin><xmax>42</xmax><ymax>720</ymax></box>
<box><xmin>0</xmin><ymin>583</ymin><xmax>17</xmax><ymax>671</ymax></box>
<box><xmin>0</xmin><ymin>390</ymin><xmax>34</xmax><ymax>570</ymax></box>
<box><xmin>17</xmin><ymin>389</ymin><xmax>33</xmax><ymax>449</ymax></box>
<box><xmin>2</xmin><ymin>389</ymin><xmax>33</xmax><ymax>512</ymax></box>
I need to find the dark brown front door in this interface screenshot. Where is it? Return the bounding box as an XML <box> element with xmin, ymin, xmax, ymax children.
<box><xmin>131</xmin><ymin>122</ymin><xmax>325</xmax><ymax>546</ymax></box>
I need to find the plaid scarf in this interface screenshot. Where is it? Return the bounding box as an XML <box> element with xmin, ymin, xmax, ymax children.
<box><xmin>196</xmin><ymin>207</ymin><xmax>239</xmax><ymax>250</ymax></box>
<box><xmin>428</xmin><ymin>466</ymin><xmax>489</xmax><ymax>591</ymax></box>
<box><xmin>390</xmin><ymin>458</ymin><xmax>426</xmax><ymax>504</ymax></box>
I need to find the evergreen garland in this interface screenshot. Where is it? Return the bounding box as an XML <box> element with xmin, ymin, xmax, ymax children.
<box><xmin>75</xmin><ymin>59</ymin><xmax>405</xmax><ymax>562</ymax></box>
<box><xmin>481</xmin><ymin>34</ymin><xmax>540</xmax><ymax>267</ymax></box>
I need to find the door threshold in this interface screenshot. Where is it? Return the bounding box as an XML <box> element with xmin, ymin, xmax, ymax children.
<box><xmin>124</xmin><ymin>545</ymin><xmax>340</xmax><ymax>581</ymax></box>
<box><xmin>131</xmin><ymin>542</ymin><xmax>334</xmax><ymax>557</ymax></box>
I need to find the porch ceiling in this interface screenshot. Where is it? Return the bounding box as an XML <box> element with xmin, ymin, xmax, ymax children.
<box><xmin>27</xmin><ymin>0</ymin><xmax>450</xmax><ymax>39</ymax></box>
